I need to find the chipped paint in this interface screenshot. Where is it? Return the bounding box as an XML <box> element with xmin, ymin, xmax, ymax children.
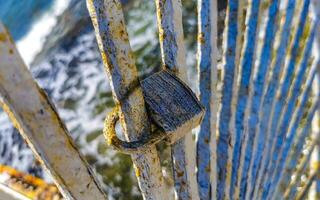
<box><xmin>0</xmin><ymin>22</ymin><xmax>107</xmax><ymax>200</ymax></box>
<box><xmin>86</xmin><ymin>0</ymin><xmax>167</xmax><ymax>199</ymax></box>
<box><xmin>196</xmin><ymin>0</ymin><xmax>218</xmax><ymax>199</ymax></box>
<box><xmin>155</xmin><ymin>0</ymin><xmax>198</xmax><ymax>199</ymax></box>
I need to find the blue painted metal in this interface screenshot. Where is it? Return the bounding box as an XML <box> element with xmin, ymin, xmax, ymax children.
<box><xmin>216</xmin><ymin>0</ymin><xmax>239</xmax><ymax>199</ymax></box>
<box><xmin>271</xmin><ymin>62</ymin><xmax>320</xmax><ymax>197</ymax></box>
<box><xmin>196</xmin><ymin>0</ymin><xmax>218</xmax><ymax>199</ymax></box>
<box><xmin>248</xmin><ymin>0</ymin><xmax>296</xmax><ymax>198</ymax></box>
<box><xmin>283</xmin><ymin>101</ymin><xmax>319</xmax><ymax>199</ymax></box>
<box><xmin>271</xmin><ymin>62</ymin><xmax>318</xmax><ymax>199</ymax></box>
<box><xmin>263</xmin><ymin>19</ymin><xmax>319</xmax><ymax>199</ymax></box>
<box><xmin>255</xmin><ymin>1</ymin><xmax>311</xmax><ymax>198</ymax></box>
<box><xmin>238</xmin><ymin>1</ymin><xmax>280</xmax><ymax>199</ymax></box>
<box><xmin>261</xmin><ymin>19</ymin><xmax>318</xmax><ymax>199</ymax></box>
<box><xmin>248</xmin><ymin>1</ymin><xmax>297</xmax><ymax>199</ymax></box>
<box><xmin>229</xmin><ymin>0</ymin><xmax>261</xmax><ymax>199</ymax></box>
<box><xmin>155</xmin><ymin>0</ymin><xmax>199</xmax><ymax>199</ymax></box>
<box><xmin>286</xmin><ymin>140</ymin><xmax>317</xmax><ymax>200</ymax></box>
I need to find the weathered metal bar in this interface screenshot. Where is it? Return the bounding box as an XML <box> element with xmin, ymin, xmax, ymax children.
<box><xmin>227</xmin><ymin>0</ymin><xmax>247</xmax><ymax>197</ymax></box>
<box><xmin>295</xmin><ymin>170</ymin><xmax>318</xmax><ymax>200</ymax></box>
<box><xmin>154</xmin><ymin>0</ymin><xmax>199</xmax><ymax>199</ymax></box>
<box><xmin>268</xmin><ymin>26</ymin><xmax>318</xmax><ymax>199</ymax></box>
<box><xmin>0</xmin><ymin>23</ymin><xmax>107</xmax><ymax>200</ymax></box>
<box><xmin>309</xmin><ymin>120</ymin><xmax>320</xmax><ymax>200</ymax></box>
<box><xmin>260</xmin><ymin>15</ymin><xmax>316</xmax><ymax>200</ymax></box>
<box><xmin>283</xmin><ymin>140</ymin><xmax>317</xmax><ymax>200</ymax></box>
<box><xmin>248</xmin><ymin>0</ymin><xmax>296</xmax><ymax>199</ymax></box>
<box><xmin>270</xmin><ymin>60</ymin><xmax>319</xmax><ymax>200</ymax></box>
<box><xmin>86</xmin><ymin>1</ymin><xmax>167</xmax><ymax>199</ymax></box>
<box><xmin>309</xmin><ymin>1</ymin><xmax>320</xmax><ymax>199</ymax></box>
<box><xmin>0</xmin><ymin>183</ymin><xmax>30</xmax><ymax>200</ymax></box>
<box><xmin>249</xmin><ymin>1</ymin><xmax>297</xmax><ymax>198</ymax></box>
<box><xmin>196</xmin><ymin>0</ymin><xmax>218</xmax><ymax>199</ymax></box>
<box><xmin>216</xmin><ymin>0</ymin><xmax>239</xmax><ymax>199</ymax></box>
<box><xmin>279</xmin><ymin>105</ymin><xmax>319</xmax><ymax>199</ymax></box>
<box><xmin>238</xmin><ymin>1</ymin><xmax>280</xmax><ymax>199</ymax></box>
<box><xmin>262</xmin><ymin>18</ymin><xmax>319</xmax><ymax>199</ymax></box>
<box><xmin>254</xmin><ymin>1</ymin><xmax>311</xmax><ymax>198</ymax></box>
<box><xmin>229</xmin><ymin>0</ymin><xmax>261</xmax><ymax>198</ymax></box>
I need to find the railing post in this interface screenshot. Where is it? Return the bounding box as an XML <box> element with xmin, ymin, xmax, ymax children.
<box><xmin>309</xmin><ymin>1</ymin><xmax>320</xmax><ymax>198</ymax></box>
<box><xmin>0</xmin><ymin>22</ymin><xmax>107</xmax><ymax>200</ymax></box>
<box><xmin>86</xmin><ymin>0</ymin><xmax>167</xmax><ymax>199</ymax></box>
<box><xmin>154</xmin><ymin>0</ymin><xmax>199</xmax><ymax>199</ymax></box>
<box><xmin>196</xmin><ymin>0</ymin><xmax>218</xmax><ymax>199</ymax></box>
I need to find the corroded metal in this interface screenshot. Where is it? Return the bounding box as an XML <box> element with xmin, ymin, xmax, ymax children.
<box><xmin>155</xmin><ymin>0</ymin><xmax>199</xmax><ymax>199</ymax></box>
<box><xmin>216</xmin><ymin>0</ymin><xmax>239</xmax><ymax>199</ymax></box>
<box><xmin>104</xmin><ymin>70</ymin><xmax>204</xmax><ymax>154</ymax></box>
<box><xmin>0</xmin><ymin>22</ymin><xmax>107</xmax><ymax>200</ymax></box>
<box><xmin>196</xmin><ymin>0</ymin><xmax>218</xmax><ymax>199</ymax></box>
<box><xmin>86</xmin><ymin>0</ymin><xmax>167</xmax><ymax>199</ymax></box>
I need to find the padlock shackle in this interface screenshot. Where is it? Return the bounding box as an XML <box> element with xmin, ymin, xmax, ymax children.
<box><xmin>104</xmin><ymin>107</ymin><xmax>167</xmax><ymax>154</ymax></box>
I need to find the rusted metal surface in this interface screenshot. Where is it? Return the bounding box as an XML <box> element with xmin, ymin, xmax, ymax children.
<box><xmin>104</xmin><ymin>70</ymin><xmax>204</xmax><ymax>153</ymax></box>
<box><xmin>0</xmin><ymin>22</ymin><xmax>107</xmax><ymax>200</ymax></box>
<box><xmin>155</xmin><ymin>0</ymin><xmax>199</xmax><ymax>199</ymax></box>
<box><xmin>86</xmin><ymin>0</ymin><xmax>167</xmax><ymax>199</ymax></box>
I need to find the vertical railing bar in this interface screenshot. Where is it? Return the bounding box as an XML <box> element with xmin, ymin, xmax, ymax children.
<box><xmin>227</xmin><ymin>0</ymin><xmax>247</xmax><ymax>197</ymax></box>
<box><xmin>216</xmin><ymin>0</ymin><xmax>240</xmax><ymax>199</ymax></box>
<box><xmin>259</xmin><ymin>12</ymin><xmax>315</xmax><ymax>200</ymax></box>
<box><xmin>283</xmin><ymin>140</ymin><xmax>317</xmax><ymax>200</ymax></box>
<box><xmin>249</xmin><ymin>0</ymin><xmax>298</xmax><ymax>198</ymax></box>
<box><xmin>0</xmin><ymin>22</ymin><xmax>107</xmax><ymax>200</ymax></box>
<box><xmin>255</xmin><ymin>0</ymin><xmax>311</xmax><ymax>198</ymax></box>
<box><xmin>271</xmin><ymin>60</ymin><xmax>319</xmax><ymax>200</ymax></box>
<box><xmin>196</xmin><ymin>0</ymin><xmax>218</xmax><ymax>199</ymax></box>
<box><xmin>87</xmin><ymin>1</ymin><xmax>167</xmax><ymax>199</ymax></box>
<box><xmin>262</xmin><ymin>18</ymin><xmax>319</xmax><ymax>199</ymax></box>
<box><xmin>295</xmin><ymin>170</ymin><xmax>318</xmax><ymax>200</ymax></box>
<box><xmin>308</xmin><ymin>1</ymin><xmax>320</xmax><ymax>198</ymax></box>
<box><xmin>228</xmin><ymin>0</ymin><xmax>261</xmax><ymax>198</ymax></box>
<box><xmin>279</xmin><ymin>102</ymin><xmax>319</xmax><ymax>199</ymax></box>
<box><xmin>237</xmin><ymin>0</ymin><xmax>281</xmax><ymax>198</ymax></box>
<box><xmin>154</xmin><ymin>0</ymin><xmax>199</xmax><ymax>199</ymax></box>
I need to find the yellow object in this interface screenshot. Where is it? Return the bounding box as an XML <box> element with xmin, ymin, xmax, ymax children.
<box><xmin>0</xmin><ymin>165</ymin><xmax>62</xmax><ymax>200</ymax></box>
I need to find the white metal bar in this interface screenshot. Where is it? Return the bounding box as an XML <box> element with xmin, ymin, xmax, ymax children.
<box><xmin>86</xmin><ymin>1</ymin><xmax>167</xmax><ymax>199</ymax></box>
<box><xmin>0</xmin><ymin>183</ymin><xmax>31</xmax><ymax>200</ymax></box>
<box><xmin>0</xmin><ymin>23</ymin><xmax>107</xmax><ymax>200</ymax></box>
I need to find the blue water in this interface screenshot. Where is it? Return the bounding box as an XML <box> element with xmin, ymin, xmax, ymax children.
<box><xmin>0</xmin><ymin>0</ymin><xmax>54</xmax><ymax>40</ymax></box>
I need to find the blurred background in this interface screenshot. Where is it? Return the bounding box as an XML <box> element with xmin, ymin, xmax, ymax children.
<box><xmin>1</xmin><ymin>1</ymin><xmax>319</xmax><ymax>200</ymax></box>
<box><xmin>0</xmin><ymin>0</ymin><xmax>209</xmax><ymax>199</ymax></box>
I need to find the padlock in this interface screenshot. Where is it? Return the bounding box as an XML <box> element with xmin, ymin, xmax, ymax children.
<box><xmin>104</xmin><ymin>69</ymin><xmax>205</xmax><ymax>154</ymax></box>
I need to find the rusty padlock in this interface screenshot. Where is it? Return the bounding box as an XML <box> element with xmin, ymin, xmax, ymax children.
<box><xmin>104</xmin><ymin>69</ymin><xmax>205</xmax><ymax>153</ymax></box>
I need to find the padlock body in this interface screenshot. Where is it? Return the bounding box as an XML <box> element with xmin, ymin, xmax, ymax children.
<box><xmin>141</xmin><ymin>70</ymin><xmax>205</xmax><ymax>143</ymax></box>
